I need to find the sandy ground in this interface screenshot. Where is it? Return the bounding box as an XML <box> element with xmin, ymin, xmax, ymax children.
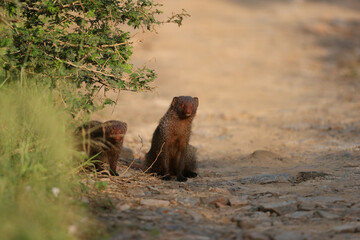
<box><xmin>94</xmin><ymin>0</ymin><xmax>360</xmax><ymax>176</ymax></box>
<box><xmin>90</xmin><ymin>0</ymin><xmax>360</xmax><ymax>239</ymax></box>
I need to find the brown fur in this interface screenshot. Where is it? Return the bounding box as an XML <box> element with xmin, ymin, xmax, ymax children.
<box><xmin>78</xmin><ymin>120</ymin><xmax>127</xmax><ymax>176</ymax></box>
<box><xmin>144</xmin><ymin>96</ymin><xmax>199</xmax><ymax>182</ymax></box>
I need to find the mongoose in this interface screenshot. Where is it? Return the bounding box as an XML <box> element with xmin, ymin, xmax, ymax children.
<box><xmin>77</xmin><ymin>120</ymin><xmax>127</xmax><ymax>176</ymax></box>
<box><xmin>144</xmin><ymin>96</ymin><xmax>199</xmax><ymax>182</ymax></box>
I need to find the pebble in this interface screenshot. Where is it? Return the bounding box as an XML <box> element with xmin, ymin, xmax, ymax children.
<box><xmin>210</xmin><ymin>187</ymin><xmax>232</xmax><ymax>195</ymax></box>
<box><xmin>297</xmin><ymin>196</ymin><xmax>345</xmax><ymax>204</ymax></box>
<box><xmin>127</xmin><ymin>188</ymin><xmax>146</xmax><ymax>197</ymax></box>
<box><xmin>209</xmin><ymin>197</ymin><xmax>231</xmax><ymax>208</ymax></box>
<box><xmin>115</xmin><ymin>203</ymin><xmax>131</xmax><ymax>211</ymax></box>
<box><xmin>229</xmin><ymin>195</ymin><xmax>249</xmax><ymax>206</ymax></box>
<box><xmin>316</xmin><ymin>210</ymin><xmax>340</xmax><ymax>219</ymax></box>
<box><xmin>274</xmin><ymin>231</ymin><xmax>307</xmax><ymax>240</ymax></box>
<box><xmin>333</xmin><ymin>224</ymin><xmax>360</xmax><ymax>233</ymax></box>
<box><xmin>249</xmin><ymin>150</ymin><xmax>283</xmax><ymax>161</ymax></box>
<box><xmin>164</xmin><ymin>224</ymin><xmax>183</xmax><ymax>230</ymax></box>
<box><xmin>243</xmin><ymin>232</ymin><xmax>271</xmax><ymax>240</ymax></box>
<box><xmin>259</xmin><ymin>200</ymin><xmax>298</xmax><ymax>215</ymax></box>
<box><xmin>177</xmin><ymin>196</ymin><xmax>200</xmax><ymax>206</ymax></box>
<box><xmin>200</xmin><ymin>196</ymin><xmax>230</xmax><ymax>207</ymax></box>
<box><xmin>186</xmin><ymin>210</ymin><xmax>203</xmax><ymax>222</ymax></box>
<box><xmin>295</xmin><ymin>171</ymin><xmax>329</xmax><ymax>183</ymax></box>
<box><xmin>232</xmin><ymin>218</ymin><xmax>255</xmax><ymax>229</ymax></box>
<box><xmin>288</xmin><ymin>211</ymin><xmax>315</xmax><ymax>219</ymax></box>
<box><xmin>298</xmin><ymin>202</ymin><xmax>317</xmax><ymax>211</ymax></box>
<box><xmin>140</xmin><ymin>199</ymin><xmax>170</xmax><ymax>208</ymax></box>
<box><xmin>240</xmin><ymin>173</ymin><xmax>293</xmax><ymax>184</ymax></box>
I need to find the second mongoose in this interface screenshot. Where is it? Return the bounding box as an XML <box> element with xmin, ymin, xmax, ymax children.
<box><xmin>144</xmin><ymin>96</ymin><xmax>199</xmax><ymax>182</ymax></box>
<box><xmin>78</xmin><ymin>120</ymin><xmax>127</xmax><ymax>176</ymax></box>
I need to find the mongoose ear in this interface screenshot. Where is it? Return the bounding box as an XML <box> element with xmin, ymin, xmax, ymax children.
<box><xmin>171</xmin><ymin>97</ymin><xmax>178</xmax><ymax>108</ymax></box>
<box><xmin>193</xmin><ymin>97</ymin><xmax>199</xmax><ymax>107</ymax></box>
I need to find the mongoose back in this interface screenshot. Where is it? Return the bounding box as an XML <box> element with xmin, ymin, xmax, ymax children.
<box><xmin>78</xmin><ymin>120</ymin><xmax>127</xmax><ymax>176</ymax></box>
<box><xmin>144</xmin><ymin>96</ymin><xmax>199</xmax><ymax>182</ymax></box>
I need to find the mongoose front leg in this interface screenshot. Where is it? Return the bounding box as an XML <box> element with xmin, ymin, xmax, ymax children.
<box><xmin>107</xmin><ymin>151</ymin><xmax>119</xmax><ymax>176</ymax></box>
<box><xmin>176</xmin><ymin>152</ymin><xmax>187</xmax><ymax>182</ymax></box>
<box><xmin>160</xmin><ymin>151</ymin><xmax>171</xmax><ymax>180</ymax></box>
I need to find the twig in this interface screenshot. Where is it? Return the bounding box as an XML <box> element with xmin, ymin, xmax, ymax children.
<box><xmin>101</xmin><ymin>42</ymin><xmax>128</xmax><ymax>48</ymax></box>
<box><xmin>100</xmin><ymin>56</ymin><xmax>111</xmax><ymax>72</ymax></box>
<box><xmin>52</xmin><ymin>55</ymin><xmax>117</xmax><ymax>78</ymax></box>
<box><xmin>111</xmin><ymin>90</ymin><xmax>121</xmax><ymax>114</ymax></box>
<box><xmin>0</xmin><ymin>76</ymin><xmax>10</xmax><ymax>89</ymax></box>
<box><xmin>143</xmin><ymin>142</ymin><xmax>165</xmax><ymax>174</ymax></box>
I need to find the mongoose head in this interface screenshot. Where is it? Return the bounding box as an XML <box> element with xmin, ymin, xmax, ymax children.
<box><xmin>103</xmin><ymin>121</ymin><xmax>127</xmax><ymax>141</ymax></box>
<box><xmin>171</xmin><ymin>96</ymin><xmax>199</xmax><ymax>119</ymax></box>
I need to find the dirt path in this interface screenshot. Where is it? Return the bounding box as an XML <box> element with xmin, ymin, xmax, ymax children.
<box><xmin>90</xmin><ymin>1</ymin><xmax>360</xmax><ymax>239</ymax></box>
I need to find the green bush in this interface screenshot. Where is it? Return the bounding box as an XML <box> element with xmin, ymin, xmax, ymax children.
<box><xmin>0</xmin><ymin>0</ymin><xmax>189</xmax><ymax>117</ymax></box>
<box><xmin>0</xmin><ymin>83</ymin><xmax>100</xmax><ymax>240</ymax></box>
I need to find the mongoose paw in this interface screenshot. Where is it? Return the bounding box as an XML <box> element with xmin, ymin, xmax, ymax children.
<box><xmin>176</xmin><ymin>175</ymin><xmax>188</xmax><ymax>182</ymax></box>
<box><xmin>160</xmin><ymin>175</ymin><xmax>172</xmax><ymax>181</ymax></box>
<box><xmin>184</xmin><ymin>171</ymin><xmax>197</xmax><ymax>178</ymax></box>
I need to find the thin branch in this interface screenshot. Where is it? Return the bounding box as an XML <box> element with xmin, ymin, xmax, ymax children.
<box><xmin>52</xmin><ymin>55</ymin><xmax>117</xmax><ymax>78</ymax></box>
<box><xmin>101</xmin><ymin>42</ymin><xmax>128</xmax><ymax>48</ymax></box>
<box><xmin>143</xmin><ymin>142</ymin><xmax>165</xmax><ymax>174</ymax></box>
<box><xmin>0</xmin><ymin>11</ymin><xmax>16</xmax><ymax>32</ymax></box>
<box><xmin>100</xmin><ymin>56</ymin><xmax>111</xmax><ymax>72</ymax></box>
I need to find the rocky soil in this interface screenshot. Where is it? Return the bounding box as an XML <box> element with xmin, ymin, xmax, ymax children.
<box><xmin>89</xmin><ymin>0</ymin><xmax>360</xmax><ymax>239</ymax></box>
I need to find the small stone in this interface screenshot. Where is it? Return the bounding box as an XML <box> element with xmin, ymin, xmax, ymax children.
<box><xmin>243</xmin><ymin>232</ymin><xmax>270</xmax><ymax>240</ymax></box>
<box><xmin>316</xmin><ymin>210</ymin><xmax>340</xmax><ymax>219</ymax></box>
<box><xmin>251</xmin><ymin>211</ymin><xmax>270</xmax><ymax>219</ymax></box>
<box><xmin>137</xmin><ymin>215</ymin><xmax>162</xmax><ymax>221</ymax></box>
<box><xmin>259</xmin><ymin>200</ymin><xmax>298</xmax><ymax>216</ymax></box>
<box><xmin>200</xmin><ymin>209</ymin><xmax>215</xmax><ymax>219</ymax></box>
<box><xmin>232</xmin><ymin>218</ymin><xmax>255</xmax><ymax>229</ymax></box>
<box><xmin>116</xmin><ymin>203</ymin><xmax>131</xmax><ymax>211</ymax></box>
<box><xmin>186</xmin><ymin>210</ymin><xmax>203</xmax><ymax>222</ymax></box>
<box><xmin>169</xmin><ymin>235</ymin><xmax>210</xmax><ymax>240</ymax></box>
<box><xmin>140</xmin><ymin>199</ymin><xmax>170</xmax><ymax>208</ymax></box>
<box><xmin>274</xmin><ymin>231</ymin><xmax>306</xmax><ymax>240</ymax></box>
<box><xmin>333</xmin><ymin>224</ymin><xmax>360</xmax><ymax>233</ymax></box>
<box><xmin>210</xmin><ymin>187</ymin><xmax>232</xmax><ymax>195</ymax></box>
<box><xmin>119</xmin><ymin>171</ymin><xmax>133</xmax><ymax>178</ymax></box>
<box><xmin>298</xmin><ymin>202</ymin><xmax>317</xmax><ymax>211</ymax></box>
<box><xmin>147</xmin><ymin>185</ymin><xmax>161</xmax><ymax>194</ymax></box>
<box><xmin>288</xmin><ymin>211</ymin><xmax>314</xmax><ymax>219</ymax></box>
<box><xmin>240</xmin><ymin>173</ymin><xmax>292</xmax><ymax>184</ymax></box>
<box><xmin>295</xmin><ymin>171</ymin><xmax>329</xmax><ymax>183</ymax></box>
<box><xmin>164</xmin><ymin>224</ymin><xmax>183</xmax><ymax>230</ymax></box>
<box><xmin>249</xmin><ymin>150</ymin><xmax>283</xmax><ymax>161</ymax></box>
<box><xmin>297</xmin><ymin>196</ymin><xmax>344</xmax><ymax>204</ymax></box>
<box><xmin>177</xmin><ymin>196</ymin><xmax>200</xmax><ymax>206</ymax></box>
<box><xmin>229</xmin><ymin>195</ymin><xmax>249</xmax><ymax>206</ymax></box>
<box><xmin>200</xmin><ymin>196</ymin><xmax>230</xmax><ymax>207</ymax></box>
<box><xmin>210</xmin><ymin>197</ymin><xmax>231</xmax><ymax>208</ymax></box>
<box><xmin>128</xmin><ymin>188</ymin><xmax>146</xmax><ymax>197</ymax></box>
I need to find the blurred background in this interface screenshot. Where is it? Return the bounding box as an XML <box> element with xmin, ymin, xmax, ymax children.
<box><xmin>94</xmin><ymin>0</ymin><xmax>360</xmax><ymax>170</ymax></box>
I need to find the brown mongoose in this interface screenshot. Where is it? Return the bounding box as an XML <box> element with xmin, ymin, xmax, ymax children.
<box><xmin>144</xmin><ymin>96</ymin><xmax>199</xmax><ymax>182</ymax></box>
<box><xmin>77</xmin><ymin>120</ymin><xmax>127</xmax><ymax>176</ymax></box>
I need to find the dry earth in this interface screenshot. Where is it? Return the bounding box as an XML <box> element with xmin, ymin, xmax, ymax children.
<box><xmin>87</xmin><ymin>0</ymin><xmax>360</xmax><ymax>239</ymax></box>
